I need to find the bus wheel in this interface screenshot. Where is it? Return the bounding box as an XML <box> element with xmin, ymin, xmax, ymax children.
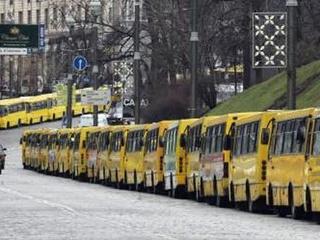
<box><xmin>52</xmin><ymin>114</ymin><xmax>56</xmax><ymax>121</ymax></box>
<box><xmin>30</xmin><ymin>119</ymin><xmax>33</xmax><ymax>125</ymax></box>
<box><xmin>246</xmin><ymin>182</ymin><xmax>258</xmax><ymax>213</ymax></box>
<box><xmin>289</xmin><ymin>185</ymin><xmax>304</xmax><ymax>220</ymax></box>
<box><xmin>40</xmin><ymin>116</ymin><xmax>43</xmax><ymax>123</ymax></box>
<box><xmin>229</xmin><ymin>182</ymin><xmax>235</xmax><ymax>207</ymax></box>
<box><xmin>6</xmin><ymin>122</ymin><xmax>10</xmax><ymax>129</ymax></box>
<box><xmin>17</xmin><ymin>119</ymin><xmax>21</xmax><ymax>127</ymax></box>
<box><xmin>214</xmin><ymin>179</ymin><xmax>224</xmax><ymax>207</ymax></box>
<box><xmin>305</xmin><ymin>187</ymin><xmax>312</xmax><ymax>213</ymax></box>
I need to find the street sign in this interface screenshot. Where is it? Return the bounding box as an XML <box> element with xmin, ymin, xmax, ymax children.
<box><xmin>81</xmin><ymin>89</ymin><xmax>111</xmax><ymax>105</ymax></box>
<box><xmin>0</xmin><ymin>48</ymin><xmax>31</xmax><ymax>55</ymax></box>
<box><xmin>38</xmin><ymin>24</ymin><xmax>45</xmax><ymax>50</ymax></box>
<box><xmin>73</xmin><ymin>55</ymin><xmax>88</xmax><ymax>71</ymax></box>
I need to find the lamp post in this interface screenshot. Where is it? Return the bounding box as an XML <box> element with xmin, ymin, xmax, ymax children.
<box><xmin>190</xmin><ymin>0</ymin><xmax>198</xmax><ymax>118</ymax></box>
<box><xmin>9</xmin><ymin>57</ymin><xmax>13</xmax><ymax>98</ymax></box>
<box><xmin>89</xmin><ymin>0</ymin><xmax>102</xmax><ymax>126</ymax></box>
<box><xmin>65</xmin><ymin>13</ymin><xmax>75</xmax><ymax>128</ymax></box>
<box><xmin>6</xmin><ymin>11</ymin><xmax>15</xmax><ymax>98</ymax></box>
<box><xmin>134</xmin><ymin>0</ymin><xmax>141</xmax><ymax>124</ymax></box>
<box><xmin>286</xmin><ymin>0</ymin><xmax>298</xmax><ymax>110</ymax></box>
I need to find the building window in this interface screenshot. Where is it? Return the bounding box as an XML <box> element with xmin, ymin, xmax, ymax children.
<box><xmin>19</xmin><ymin>11</ymin><xmax>23</xmax><ymax>24</ymax></box>
<box><xmin>36</xmin><ymin>9</ymin><xmax>40</xmax><ymax>24</ymax></box>
<box><xmin>28</xmin><ymin>10</ymin><xmax>32</xmax><ymax>24</ymax></box>
<box><xmin>45</xmin><ymin>8</ymin><xmax>49</xmax><ymax>29</ymax></box>
<box><xmin>1</xmin><ymin>14</ymin><xmax>5</xmax><ymax>24</ymax></box>
<box><xmin>10</xmin><ymin>0</ymin><xmax>14</xmax><ymax>5</ymax></box>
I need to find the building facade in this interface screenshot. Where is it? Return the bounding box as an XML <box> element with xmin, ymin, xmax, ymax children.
<box><xmin>0</xmin><ymin>0</ymin><xmax>144</xmax><ymax>97</ymax></box>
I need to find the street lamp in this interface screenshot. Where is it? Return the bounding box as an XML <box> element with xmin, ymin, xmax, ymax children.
<box><xmin>65</xmin><ymin>13</ymin><xmax>76</xmax><ymax>128</ymax></box>
<box><xmin>6</xmin><ymin>11</ymin><xmax>15</xmax><ymax>99</ymax></box>
<box><xmin>190</xmin><ymin>0</ymin><xmax>198</xmax><ymax>118</ymax></box>
<box><xmin>286</xmin><ymin>0</ymin><xmax>298</xmax><ymax>110</ymax></box>
<box><xmin>134</xmin><ymin>0</ymin><xmax>141</xmax><ymax>124</ymax></box>
<box><xmin>9</xmin><ymin>57</ymin><xmax>13</xmax><ymax>98</ymax></box>
<box><xmin>89</xmin><ymin>0</ymin><xmax>102</xmax><ymax>126</ymax></box>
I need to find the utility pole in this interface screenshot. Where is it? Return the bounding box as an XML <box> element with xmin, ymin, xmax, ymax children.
<box><xmin>66</xmin><ymin>76</ymin><xmax>73</xmax><ymax>128</ymax></box>
<box><xmin>9</xmin><ymin>57</ymin><xmax>13</xmax><ymax>98</ymax></box>
<box><xmin>65</xmin><ymin>15</ymin><xmax>75</xmax><ymax>128</ymax></box>
<box><xmin>190</xmin><ymin>0</ymin><xmax>198</xmax><ymax>118</ymax></box>
<box><xmin>92</xmin><ymin>27</ymin><xmax>99</xmax><ymax>126</ymax></box>
<box><xmin>89</xmin><ymin>0</ymin><xmax>102</xmax><ymax>126</ymax></box>
<box><xmin>286</xmin><ymin>0</ymin><xmax>298</xmax><ymax>110</ymax></box>
<box><xmin>134</xmin><ymin>0</ymin><xmax>141</xmax><ymax>124</ymax></box>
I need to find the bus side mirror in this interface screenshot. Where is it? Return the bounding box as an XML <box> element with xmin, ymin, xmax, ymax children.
<box><xmin>297</xmin><ymin>126</ymin><xmax>306</xmax><ymax>144</ymax></box>
<box><xmin>261</xmin><ymin>128</ymin><xmax>270</xmax><ymax>145</ymax></box>
<box><xmin>20</xmin><ymin>138</ymin><xmax>22</xmax><ymax>145</ymax></box>
<box><xmin>121</xmin><ymin>138</ymin><xmax>124</xmax><ymax>146</ymax></box>
<box><xmin>140</xmin><ymin>139</ymin><xmax>144</xmax><ymax>147</ymax></box>
<box><xmin>180</xmin><ymin>133</ymin><xmax>186</xmax><ymax>148</ymax></box>
<box><xmin>223</xmin><ymin>135</ymin><xmax>231</xmax><ymax>150</ymax></box>
<box><xmin>82</xmin><ymin>140</ymin><xmax>86</xmax><ymax>148</ymax></box>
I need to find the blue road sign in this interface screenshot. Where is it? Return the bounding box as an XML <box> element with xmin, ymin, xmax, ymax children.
<box><xmin>73</xmin><ymin>55</ymin><xmax>88</xmax><ymax>71</ymax></box>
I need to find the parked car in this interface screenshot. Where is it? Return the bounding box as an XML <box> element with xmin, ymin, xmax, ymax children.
<box><xmin>0</xmin><ymin>143</ymin><xmax>7</xmax><ymax>174</ymax></box>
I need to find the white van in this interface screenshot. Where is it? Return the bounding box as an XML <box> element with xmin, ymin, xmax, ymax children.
<box><xmin>77</xmin><ymin>113</ymin><xmax>109</xmax><ymax>127</ymax></box>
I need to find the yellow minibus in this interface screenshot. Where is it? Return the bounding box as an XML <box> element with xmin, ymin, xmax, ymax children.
<box><xmin>200</xmin><ymin>113</ymin><xmax>256</xmax><ymax>207</ymax></box>
<box><xmin>21</xmin><ymin>95</ymin><xmax>50</xmax><ymax>124</ymax></box>
<box><xmin>86</xmin><ymin>127</ymin><xmax>102</xmax><ymax>182</ymax></box>
<box><xmin>0</xmin><ymin>98</ymin><xmax>26</xmax><ymax>129</ymax></box>
<box><xmin>185</xmin><ymin>117</ymin><xmax>204</xmax><ymax>201</ymax></box>
<box><xmin>70</xmin><ymin>126</ymin><xmax>96</xmax><ymax>181</ymax></box>
<box><xmin>227</xmin><ymin>111</ymin><xmax>278</xmax><ymax>213</ymax></box>
<box><xmin>95</xmin><ymin>126</ymin><xmax>112</xmax><ymax>184</ymax></box>
<box><xmin>123</xmin><ymin>124</ymin><xmax>149</xmax><ymax>191</ymax></box>
<box><xmin>105</xmin><ymin>125</ymin><xmax>128</xmax><ymax>188</ymax></box>
<box><xmin>38</xmin><ymin>128</ymin><xmax>56</xmax><ymax>173</ymax></box>
<box><xmin>56</xmin><ymin>128</ymin><xmax>75</xmax><ymax>177</ymax></box>
<box><xmin>163</xmin><ymin>118</ymin><xmax>198</xmax><ymax>198</ymax></box>
<box><xmin>267</xmin><ymin>108</ymin><xmax>315</xmax><ymax>219</ymax></box>
<box><xmin>21</xmin><ymin>129</ymin><xmax>34</xmax><ymax>169</ymax></box>
<box><xmin>304</xmin><ymin>108</ymin><xmax>320</xmax><ymax>216</ymax></box>
<box><xmin>144</xmin><ymin>120</ymin><xmax>174</xmax><ymax>194</ymax></box>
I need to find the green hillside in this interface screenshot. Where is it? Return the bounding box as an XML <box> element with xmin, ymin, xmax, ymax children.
<box><xmin>207</xmin><ymin>60</ymin><xmax>320</xmax><ymax>116</ymax></box>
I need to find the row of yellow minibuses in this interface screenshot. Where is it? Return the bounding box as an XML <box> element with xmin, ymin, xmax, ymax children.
<box><xmin>0</xmin><ymin>87</ymin><xmax>109</xmax><ymax>129</ymax></box>
<box><xmin>21</xmin><ymin>107</ymin><xmax>320</xmax><ymax>221</ymax></box>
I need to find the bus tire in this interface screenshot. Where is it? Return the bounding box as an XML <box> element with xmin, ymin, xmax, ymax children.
<box><xmin>40</xmin><ymin>116</ymin><xmax>43</xmax><ymax>123</ymax></box>
<box><xmin>17</xmin><ymin>119</ymin><xmax>21</xmax><ymax>127</ymax></box>
<box><xmin>52</xmin><ymin>114</ymin><xmax>56</xmax><ymax>121</ymax></box>
<box><xmin>229</xmin><ymin>182</ymin><xmax>235</xmax><ymax>206</ymax></box>
<box><xmin>289</xmin><ymin>185</ymin><xmax>303</xmax><ymax>220</ymax></box>
<box><xmin>246</xmin><ymin>182</ymin><xmax>258</xmax><ymax>213</ymax></box>
<box><xmin>30</xmin><ymin>119</ymin><xmax>33</xmax><ymax>125</ymax></box>
<box><xmin>214</xmin><ymin>178</ymin><xmax>224</xmax><ymax>207</ymax></box>
<box><xmin>305</xmin><ymin>187</ymin><xmax>312</xmax><ymax>213</ymax></box>
<box><xmin>6</xmin><ymin>122</ymin><xmax>10</xmax><ymax>129</ymax></box>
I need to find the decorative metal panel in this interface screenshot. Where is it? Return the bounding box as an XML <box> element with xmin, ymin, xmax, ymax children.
<box><xmin>252</xmin><ymin>12</ymin><xmax>287</xmax><ymax>68</ymax></box>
